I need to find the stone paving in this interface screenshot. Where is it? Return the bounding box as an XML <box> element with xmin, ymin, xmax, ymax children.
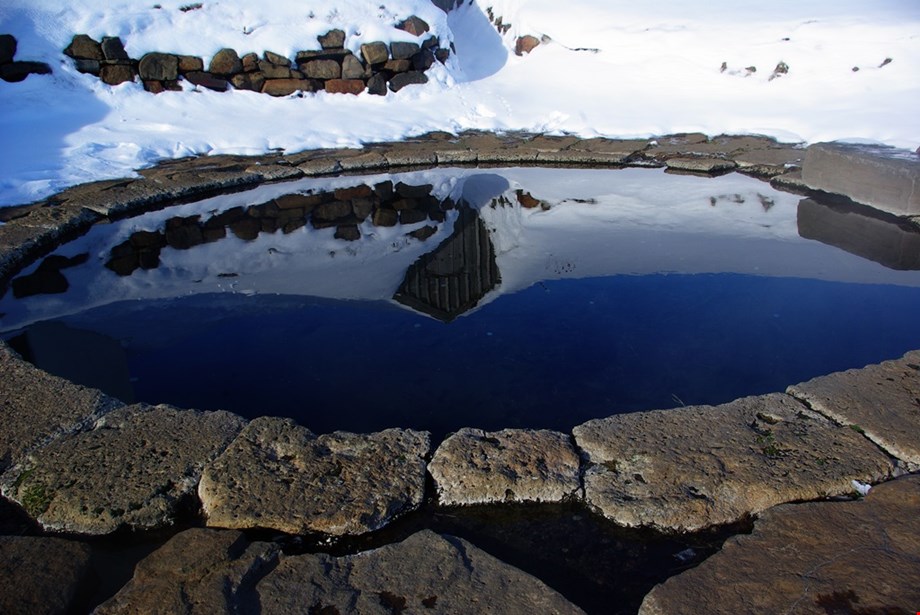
<box><xmin>0</xmin><ymin>135</ymin><xmax>918</xmax><ymax>613</ymax></box>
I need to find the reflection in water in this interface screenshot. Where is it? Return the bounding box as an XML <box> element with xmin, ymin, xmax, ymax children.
<box><xmin>2</xmin><ymin>167</ymin><xmax>920</xmax><ymax>438</ymax></box>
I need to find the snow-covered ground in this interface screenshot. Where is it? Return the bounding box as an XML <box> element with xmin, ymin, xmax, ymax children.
<box><xmin>1</xmin><ymin>0</ymin><xmax>918</xmax><ymax>207</ymax></box>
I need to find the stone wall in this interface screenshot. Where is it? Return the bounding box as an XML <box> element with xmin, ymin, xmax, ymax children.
<box><xmin>63</xmin><ymin>16</ymin><xmax>449</xmax><ymax>96</ymax></box>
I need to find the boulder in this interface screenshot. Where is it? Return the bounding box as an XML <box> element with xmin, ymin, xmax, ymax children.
<box><xmin>198</xmin><ymin>417</ymin><xmax>430</xmax><ymax>536</ymax></box>
<box><xmin>389</xmin><ymin>70</ymin><xmax>428</xmax><ymax>92</ymax></box>
<box><xmin>0</xmin><ymin>341</ymin><xmax>123</xmax><ymax>474</ymax></box>
<box><xmin>177</xmin><ymin>55</ymin><xmax>204</xmax><ymax>74</ymax></box>
<box><xmin>361</xmin><ymin>41</ymin><xmax>390</xmax><ymax>65</ymax></box>
<box><xmin>318</xmin><ymin>29</ymin><xmax>346</xmax><ymax>49</ymax></box>
<box><xmin>99</xmin><ymin>63</ymin><xmax>135</xmax><ymax>86</ymax></box>
<box><xmin>257</xmin><ymin>530</ymin><xmax>585</xmax><ymax>614</ymax></box>
<box><xmin>0</xmin><ymin>535</ymin><xmax>94</xmax><ymax>615</ymax></box>
<box><xmin>100</xmin><ymin>36</ymin><xmax>129</xmax><ymax>61</ymax></box>
<box><xmin>95</xmin><ymin>528</ymin><xmax>279</xmax><ymax>615</ymax></box>
<box><xmin>300</xmin><ymin>59</ymin><xmax>340</xmax><ymax>80</ymax></box>
<box><xmin>515</xmin><ymin>35</ymin><xmax>541</xmax><ymax>55</ymax></box>
<box><xmin>573</xmin><ymin>393</ymin><xmax>894</xmax><ymax>531</ymax></box>
<box><xmin>788</xmin><ymin>350</ymin><xmax>920</xmax><ymax>470</ymax></box>
<box><xmin>640</xmin><ymin>475</ymin><xmax>920</xmax><ymax>615</ymax></box>
<box><xmin>1</xmin><ymin>404</ymin><xmax>245</xmax><ymax>534</ymax></box>
<box><xmin>390</xmin><ymin>41</ymin><xmax>421</xmax><ymax>60</ymax></box>
<box><xmin>397</xmin><ymin>15</ymin><xmax>431</xmax><ymax>36</ymax></box>
<box><xmin>0</xmin><ymin>61</ymin><xmax>51</xmax><ymax>82</ymax></box>
<box><xmin>429</xmin><ymin>428</ymin><xmax>582</xmax><ymax>505</ymax></box>
<box><xmin>63</xmin><ymin>34</ymin><xmax>103</xmax><ymax>61</ymax></box>
<box><xmin>0</xmin><ymin>34</ymin><xmax>17</xmax><ymax>64</ymax></box>
<box><xmin>138</xmin><ymin>52</ymin><xmax>178</xmax><ymax>81</ymax></box>
<box><xmin>325</xmin><ymin>78</ymin><xmax>365</xmax><ymax>95</ymax></box>
<box><xmin>208</xmin><ymin>48</ymin><xmax>242</xmax><ymax>76</ymax></box>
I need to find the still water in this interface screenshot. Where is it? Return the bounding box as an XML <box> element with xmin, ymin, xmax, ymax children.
<box><xmin>3</xmin><ymin>167</ymin><xmax>920</xmax><ymax>440</ymax></box>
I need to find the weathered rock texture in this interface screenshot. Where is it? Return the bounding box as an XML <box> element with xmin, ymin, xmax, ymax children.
<box><xmin>0</xmin><ymin>341</ymin><xmax>123</xmax><ymax>474</ymax></box>
<box><xmin>95</xmin><ymin>528</ymin><xmax>279</xmax><ymax>615</ymax></box>
<box><xmin>573</xmin><ymin>393</ymin><xmax>894</xmax><ymax>531</ymax></box>
<box><xmin>639</xmin><ymin>474</ymin><xmax>920</xmax><ymax>615</ymax></box>
<box><xmin>1</xmin><ymin>404</ymin><xmax>245</xmax><ymax>533</ymax></box>
<box><xmin>199</xmin><ymin>417</ymin><xmax>430</xmax><ymax>535</ymax></box>
<box><xmin>788</xmin><ymin>350</ymin><xmax>920</xmax><ymax>471</ymax></box>
<box><xmin>802</xmin><ymin>142</ymin><xmax>920</xmax><ymax>216</ymax></box>
<box><xmin>257</xmin><ymin>530</ymin><xmax>586</xmax><ymax>614</ymax></box>
<box><xmin>428</xmin><ymin>428</ymin><xmax>582</xmax><ymax>505</ymax></box>
<box><xmin>664</xmin><ymin>157</ymin><xmax>736</xmax><ymax>174</ymax></box>
<box><xmin>0</xmin><ymin>535</ymin><xmax>94</xmax><ymax>615</ymax></box>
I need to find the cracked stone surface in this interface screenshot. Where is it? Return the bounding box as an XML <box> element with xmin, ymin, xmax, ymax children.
<box><xmin>199</xmin><ymin>417</ymin><xmax>430</xmax><ymax>536</ymax></box>
<box><xmin>788</xmin><ymin>350</ymin><xmax>920</xmax><ymax>471</ymax></box>
<box><xmin>0</xmin><ymin>341</ymin><xmax>123</xmax><ymax>473</ymax></box>
<box><xmin>95</xmin><ymin>528</ymin><xmax>279</xmax><ymax>615</ymax></box>
<box><xmin>573</xmin><ymin>393</ymin><xmax>894</xmax><ymax>531</ymax></box>
<box><xmin>428</xmin><ymin>428</ymin><xmax>582</xmax><ymax>505</ymax></box>
<box><xmin>1</xmin><ymin>404</ymin><xmax>245</xmax><ymax>534</ymax></box>
<box><xmin>639</xmin><ymin>474</ymin><xmax>920</xmax><ymax>615</ymax></box>
<box><xmin>664</xmin><ymin>157</ymin><xmax>737</xmax><ymax>174</ymax></box>
<box><xmin>257</xmin><ymin>530</ymin><xmax>585</xmax><ymax>615</ymax></box>
<box><xmin>0</xmin><ymin>535</ymin><xmax>94</xmax><ymax>615</ymax></box>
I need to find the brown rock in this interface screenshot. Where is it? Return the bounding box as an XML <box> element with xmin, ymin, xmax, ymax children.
<box><xmin>384</xmin><ymin>58</ymin><xmax>411</xmax><ymax>73</ymax></box>
<box><xmin>573</xmin><ymin>393</ymin><xmax>894</xmax><ymax>531</ymax></box>
<box><xmin>138</xmin><ymin>52</ymin><xmax>178</xmax><ymax>81</ymax></box>
<box><xmin>261</xmin><ymin>77</ymin><xmax>317</xmax><ymax>97</ymax></box>
<box><xmin>100</xmin><ymin>37</ymin><xmax>129</xmax><ymax>61</ymax></box>
<box><xmin>515</xmin><ymin>35</ymin><xmax>541</xmax><ymax>55</ymax></box>
<box><xmin>208</xmin><ymin>48</ymin><xmax>242</xmax><ymax>76</ymax></box>
<box><xmin>361</xmin><ymin>41</ymin><xmax>390</xmax><ymax>65</ymax></box>
<box><xmin>429</xmin><ymin>428</ymin><xmax>582</xmax><ymax>505</ymax></box>
<box><xmin>257</xmin><ymin>59</ymin><xmax>291</xmax><ymax>79</ymax></box>
<box><xmin>262</xmin><ymin>50</ymin><xmax>290</xmax><ymax>67</ymax></box>
<box><xmin>312</xmin><ymin>200</ymin><xmax>353</xmax><ymax>221</ymax></box>
<box><xmin>372</xmin><ymin>208</ymin><xmax>398</xmax><ymax>226</ymax></box>
<box><xmin>335</xmin><ymin>224</ymin><xmax>361</xmax><ymax>241</ymax></box>
<box><xmin>324</xmin><ymin>78</ymin><xmax>365</xmax><ymax>95</ymax></box>
<box><xmin>341</xmin><ymin>53</ymin><xmax>368</xmax><ymax>79</ymax></box>
<box><xmin>391</xmin><ymin>41</ymin><xmax>421</xmax><ymax>60</ymax></box>
<box><xmin>230</xmin><ymin>72</ymin><xmax>265</xmax><ymax>92</ymax></box>
<box><xmin>397</xmin><ymin>15</ymin><xmax>431</xmax><ymax>36</ymax></box>
<box><xmin>640</xmin><ymin>475</ymin><xmax>920</xmax><ymax>615</ymax></box>
<box><xmin>318</xmin><ymin>29</ymin><xmax>346</xmax><ymax>49</ymax></box>
<box><xmin>63</xmin><ymin>34</ymin><xmax>103</xmax><ymax>61</ymax></box>
<box><xmin>788</xmin><ymin>350</ymin><xmax>920</xmax><ymax>470</ymax></box>
<box><xmin>665</xmin><ymin>157</ymin><xmax>737</xmax><ymax>174</ymax></box>
<box><xmin>333</xmin><ymin>185</ymin><xmax>374</xmax><ymax>200</ymax></box>
<box><xmin>389</xmin><ymin>70</ymin><xmax>428</xmax><ymax>92</ymax></box>
<box><xmin>301</xmin><ymin>59</ymin><xmax>341</xmax><ymax>80</ymax></box>
<box><xmin>198</xmin><ymin>417</ymin><xmax>430</xmax><ymax>536</ymax></box>
<box><xmin>177</xmin><ymin>55</ymin><xmax>204</xmax><ymax>74</ymax></box>
<box><xmin>240</xmin><ymin>52</ymin><xmax>259</xmax><ymax>73</ymax></box>
<box><xmin>184</xmin><ymin>71</ymin><xmax>228</xmax><ymax>91</ymax></box>
<box><xmin>99</xmin><ymin>64</ymin><xmax>135</xmax><ymax>86</ymax></box>
<box><xmin>408</xmin><ymin>225</ymin><xmax>438</xmax><ymax>241</ymax></box>
<box><xmin>0</xmin><ymin>536</ymin><xmax>94</xmax><ymax>615</ymax></box>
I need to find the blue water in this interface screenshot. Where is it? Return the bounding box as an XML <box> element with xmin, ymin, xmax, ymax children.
<box><xmin>44</xmin><ymin>272</ymin><xmax>920</xmax><ymax>440</ymax></box>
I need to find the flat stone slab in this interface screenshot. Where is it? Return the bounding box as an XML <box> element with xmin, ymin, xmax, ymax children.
<box><xmin>639</xmin><ymin>474</ymin><xmax>920</xmax><ymax>615</ymax></box>
<box><xmin>802</xmin><ymin>142</ymin><xmax>920</xmax><ymax>216</ymax></box>
<box><xmin>199</xmin><ymin>417</ymin><xmax>430</xmax><ymax>536</ymax></box>
<box><xmin>428</xmin><ymin>428</ymin><xmax>582</xmax><ymax>505</ymax></box>
<box><xmin>0</xmin><ymin>535</ymin><xmax>94</xmax><ymax>615</ymax></box>
<box><xmin>1</xmin><ymin>404</ymin><xmax>245</xmax><ymax>533</ymax></box>
<box><xmin>573</xmin><ymin>393</ymin><xmax>894</xmax><ymax>531</ymax></box>
<box><xmin>664</xmin><ymin>157</ymin><xmax>737</xmax><ymax>174</ymax></box>
<box><xmin>788</xmin><ymin>350</ymin><xmax>920</xmax><ymax>471</ymax></box>
<box><xmin>95</xmin><ymin>528</ymin><xmax>279</xmax><ymax>615</ymax></box>
<box><xmin>0</xmin><ymin>341</ymin><xmax>123</xmax><ymax>473</ymax></box>
<box><xmin>257</xmin><ymin>530</ymin><xmax>586</xmax><ymax>614</ymax></box>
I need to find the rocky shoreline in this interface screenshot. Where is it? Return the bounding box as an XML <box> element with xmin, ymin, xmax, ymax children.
<box><xmin>1</xmin><ymin>134</ymin><xmax>919</xmax><ymax>613</ymax></box>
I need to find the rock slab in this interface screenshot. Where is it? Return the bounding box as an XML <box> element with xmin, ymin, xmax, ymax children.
<box><xmin>0</xmin><ymin>535</ymin><xmax>93</xmax><ymax>615</ymax></box>
<box><xmin>199</xmin><ymin>417</ymin><xmax>430</xmax><ymax>535</ymax></box>
<box><xmin>428</xmin><ymin>428</ymin><xmax>582</xmax><ymax>505</ymax></box>
<box><xmin>788</xmin><ymin>350</ymin><xmax>920</xmax><ymax>471</ymax></box>
<box><xmin>2</xmin><ymin>404</ymin><xmax>244</xmax><ymax>533</ymax></box>
<box><xmin>802</xmin><ymin>142</ymin><xmax>920</xmax><ymax>215</ymax></box>
<box><xmin>257</xmin><ymin>530</ymin><xmax>585</xmax><ymax>615</ymax></box>
<box><xmin>573</xmin><ymin>393</ymin><xmax>894</xmax><ymax>531</ymax></box>
<box><xmin>640</xmin><ymin>474</ymin><xmax>920</xmax><ymax>615</ymax></box>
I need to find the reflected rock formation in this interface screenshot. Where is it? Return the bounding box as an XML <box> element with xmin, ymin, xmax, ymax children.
<box><xmin>797</xmin><ymin>198</ymin><xmax>920</xmax><ymax>271</ymax></box>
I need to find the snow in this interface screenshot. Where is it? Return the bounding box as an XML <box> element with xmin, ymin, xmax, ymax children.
<box><xmin>1</xmin><ymin>0</ymin><xmax>919</xmax><ymax>206</ymax></box>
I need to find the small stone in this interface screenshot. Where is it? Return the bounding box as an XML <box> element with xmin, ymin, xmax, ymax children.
<box><xmin>99</xmin><ymin>63</ymin><xmax>136</xmax><ymax>86</ymax></box>
<box><xmin>100</xmin><ymin>37</ymin><xmax>129</xmax><ymax>61</ymax></box>
<box><xmin>360</xmin><ymin>41</ymin><xmax>389</xmax><ymax>65</ymax></box>
<box><xmin>261</xmin><ymin>50</ymin><xmax>290</xmax><ymax>67</ymax></box>
<box><xmin>208</xmin><ymin>48</ymin><xmax>242</xmax><ymax>76</ymax></box>
<box><xmin>366</xmin><ymin>72</ymin><xmax>389</xmax><ymax>95</ymax></box>
<box><xmin>230</xmin><ymin>72</ymin><xmax>265</xmax><ymax>92</ymax></box>
<box><xmin>334</xmin><ymin>224</ymin><xmax>361</xmax><ymax>241</ymax></box>
<box><xmin>240</xmin><ymin>52</ymin><xmax>259</xmax><ymax>73</ymax></box>
<box><xmin>0</xmin><ymin>34</ymin><xmax>17</xmax><ymax>64</ymax></box>
<box><xmin>261</xmin><ymin>78</ymin><xmax>319</xmax><ymax>97</ymax></box>
<box><xmin>300</xmin><ymin>59</ymin><xmax>340</xmax><ymax>80</ymax></box>
<box><xmin>256</xmin><ymin>59</ymin><xmax>291</xmax><ymax>79</ymax></box>
<box><xmin>372</xmin><ymin>207</ymin><xmax>398</xmax><ymax>227</ymax></box>
<box><xmin>665</xmin><ymin>157</ymin><xmax>737</xmax><ymax>174</ymax></box>
<box><xmin>397</xmin><ymin>15</ymin><xmax>430</xmax><ymax>36</ymax></box>
<box><xmin>412</xmin><ymin>48</ymin><xmax>435</xmax><ymax>71</ymax></box>
<box><xmin>63</xmin><ymin>34</ymin><xmax>103</xmax><ymax>61</ymax></box>
<box><xmin>138</xmin><ymin>52</ymin><xmax>179</xmax><ymax>81</ymax></box>
<box><xmin>390</xmin><ymin>41</ymin><xmax>421</xmax><ymax>60</ymax></box>
<box><xmin>185</xmin><ymin>71</ymin><xmax>228</xmax><ymax>92</ymax></box>
<box><xmin>0</xmin><ymin>536</ymin><xmax>94</xmax><ymax>615</ymax></box>
<box><xmin>408</xmin><ymin>225</ymin><xmax>438</xmax><ymax>241</ymax></box>
<box><xmin>388</xmin><ymin>70</ymin><xmax>428</xmax><ymax>92</ymax></box>
<box><xmin>515</xmin><ymin>35</ymin><xmax>541</xmax><ymax>56</ymax></box>
<box><xmin>435</xmin><ymin>47</ymin><xmax>451</xmax><ymax>63</ymax></box>
<box><xmin>177</xmin><ymin>55</ymin><xmax>204</xmax><ymax>74</ymax></box>
<box><xmin>73</xmin><ymin>58</ymin><xmax>100</xmax><ymax>75</ymax></box>
<box><xmin>312</xmin><ymin>200</ymin><xmax>352</xmax><ymax>221</ymax></box>
<box><xmin>429</xmin><ymin>428</ymin><xmax>582</xmax><ymax>505</ymax></box>
<box><xmin>341</xmin><ymin>53</ymin><xmax>368</xmax><ymax>79</ymax></box>
<box><xmin>198</xmin><ymin>417</ymin><xmax>430</xmax><ymax>536</ymax></box>
<box><xmin>384</xmin><ymin>58</ymin><xmax>411</xmax><ymax>73</ymax></box>
<box><xmin>318</xmin><ymin>29</ymin><xmax>346</xmax><ymax>49</ymax></box>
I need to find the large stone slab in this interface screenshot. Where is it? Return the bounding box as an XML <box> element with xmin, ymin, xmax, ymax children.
<box><xmin>639</xmin><ymin>474</ymin><xmax>920</xmax><ymax>615</ymax></box>
<box><xmin>95</xmin><ymin>528</ymin><xmax>279</xmax><ymax>615</ymax></box>
<box><xmin>573</xmin><ymin>393</ymin><xmax>893</xmax><ymax>531</ymax></box>
<box><xmin>802</xmin><ymin>142</ymin><xmax>920</xmax><ymax>215</ymax></box>
<box><xmin>199</xmin><ymin>417</ymin><xmax>430</xmax><ymax>536</ymax></box>
<box><xmin>0</xmin><ymin>535</ymin><xmax>94</xmax><ymax>615</ymax></box>
<box><xmin>428</xmin><ymin>428</ymin><xmax>582</xmax><ymax>505</ymax></box>
<box><xmin>257</xmin><ymin>530</ymin><xmax>585</xmax><ymax>614</ymax></box>
<box><xmin>0</xmin><ymin>341</ymin><xmax>123</xmax><ymax>473</ymax></box>
<box><xmin>788</xmin><ymin>350</ymin><xmax>920</xmax><ymax>470</ymax></box>
<box><xmin>1</xmin><ymin>404</ymin><xmax>245</xmax><ymax>533</ymax></box>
